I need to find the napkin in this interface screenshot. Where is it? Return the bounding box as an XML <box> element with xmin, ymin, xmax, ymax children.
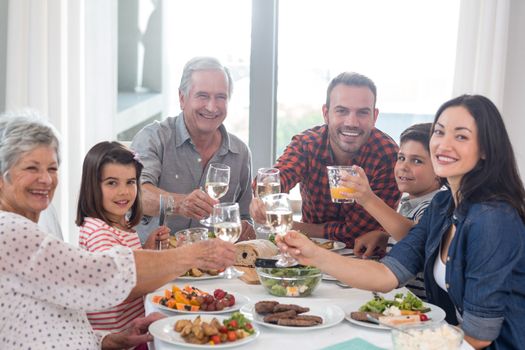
<box><xmin>321</xmin><ymin>337</ymin><xmax>386</xmax><ymax>350</ymax></box>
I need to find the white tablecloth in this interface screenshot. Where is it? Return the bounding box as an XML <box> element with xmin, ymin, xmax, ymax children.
<box><xmin>144</xmin><ymin>275</ymin><xmax>474</xmax><ymax>350</ymax></box>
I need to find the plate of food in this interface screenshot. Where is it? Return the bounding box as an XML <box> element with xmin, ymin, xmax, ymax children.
<box><xmin>240</xmin><ymin>300</ymin><xmax>345</xmax><ymax>331</ymax></box>
<box><xmin>311</xmin><ymin>238</ymin><xmax>346</xmax><ymax>251</ymax></box>
<box><xmin>149</xmin><ymin>312</ymin><xmax>259</xmax><ymax>348</ymax></box>
<box><xmin>177</xmin><ymin>268</ymin><xmax>225</xmax><ymax>281</ymax></box>
<box><xmin>150</xmin><ymin>285</ymin><xmax>249</xmax><ymax>314</ymax></box>
<box><xmin>345</xmin><ymin>291</ymin><xmax>446</xmax><ymax>330</ymax></box>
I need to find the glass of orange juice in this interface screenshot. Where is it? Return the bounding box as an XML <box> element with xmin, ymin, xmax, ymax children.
<box><xmin>327</xmin><ymin>165</ymin><xmax>357</xmax><ymax>203</ymax></box>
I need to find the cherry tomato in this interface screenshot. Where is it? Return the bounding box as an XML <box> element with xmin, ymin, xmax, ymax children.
<box><xmin>227</xmin><ymin>330</ymin><xmax>237</xmax><ymax>342</ymax></box>
<box><xmin>210</xmin><ymin>335</ymin><xmax>221</xmax><ymax>344</ymax></box>
<box><xmin>420</xmin><ymin>314</ymin><xmax>429</xmax><ymax>322</ymax></box>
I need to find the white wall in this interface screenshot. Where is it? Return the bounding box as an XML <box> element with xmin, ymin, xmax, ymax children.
<box><xmin>503</xmin><ymin>0</ymin><xmax>525</xmax><ymax>178</ymax></box>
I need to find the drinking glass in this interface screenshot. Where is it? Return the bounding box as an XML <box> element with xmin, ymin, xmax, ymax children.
<box><xmin>212</xmin><ymin>202</ymin><xmax>243</xmax><ymax>279</ymax></box>
<box><xmin>255</xmin><ymin>168</ymin><xmax>281</xmax><ymax>238</ymax></box>
<box><xmin>200</xmin><ymin>163</ymin><xmax>230</xmax><ymax>226</ymax></box>
<box><xmin>262</xmin><ymin>193</ymin><xmax>297</xmax><ymax>267</ymax></box>
<box><xmin>157</xmin><ymin>194</ymin><xmax>175</xmax><ymax>250</ymax></box>
<box><xmin>327</xmin><ymin>165</ymin><xmax>357</xmax><ymax>203</ymax></box>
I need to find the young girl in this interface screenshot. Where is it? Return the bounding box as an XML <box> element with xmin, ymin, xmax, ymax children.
<box><xmin>76</xmin><ymin>141</ymin><xmax>170</xmax><ymax>347</ymax></box>
<box><xmin>279</xmin><ymin>95</ymin><xmax>525</xmax><ymax>349</ymax></box>
<box><xmin>342</xmin><ymin>123</ymin><xmax>442</xmax><ymax>300</ymax></box>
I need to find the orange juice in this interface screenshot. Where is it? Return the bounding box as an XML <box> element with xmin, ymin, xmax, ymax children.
<box><xmin>330</xmin><ymin>186</ymin><xmax>355</xmax><ymax>203</ymax></box>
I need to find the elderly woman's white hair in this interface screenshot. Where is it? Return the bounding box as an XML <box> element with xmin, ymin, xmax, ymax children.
<box><xmin>0</xmin><ymin>110</ymin><xmax>61</xmax><ymax>175</ymax></box>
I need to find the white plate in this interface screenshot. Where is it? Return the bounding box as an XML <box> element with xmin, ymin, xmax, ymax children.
<box><xmin>149</xmin><ymin>314</ymin><xmax>259</xmax><ymax>348</ymax></box>
<box><xmin>345</xmin><ymin>302</ymin><xmax>447</xmax><ymax>330</ymax></box>
<box><xmin>177</xmin><ymin>272</ymin><xmax>225</xmax><ymax>281</ymax></box>
<box><xmin>149</xmin><ymin>292</ymin><xmax>250</xmax><ymax>315</ymax></box>
<box><xmin>311</xmin><ymin>238</ymin><xmax>346</xmax><ymax>252</ymax></box>
<box><xmin>240</xmin><ymin>302</ymin><xmax>345</xmax><ymax>331</ymax></box>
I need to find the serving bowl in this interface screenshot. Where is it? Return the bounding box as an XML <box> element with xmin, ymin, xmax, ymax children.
<box><xmin>170</xmin><ymin>228</ymin><xmax>209</xmax><ymax>248</ymax></box>
<box><xmin>391</xmin><ymin>321</ymin><xmax>464</xmax><ymax>350</ymax></box>
<box><xmin>255</xmin><ymin>266</ymin><xmax>322</xmax><ymax>297</ymax></box>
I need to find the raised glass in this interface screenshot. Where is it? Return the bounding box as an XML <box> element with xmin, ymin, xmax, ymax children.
<box><xmin>327</xmin><ymin>166</ymin><xmax>357</xmax><ymax>204</ymax></box>
<box><xmin>200</xmin><ymin>163</ymin><xmax>230</xmax><ymax>226</ymax></box>
<box><xmin>262</xmin><ymin>193</ymin><xmax>297</xmax><ymax>267</ymax></box>
<box><xmin>212</xmin><ymin>202</ymin><xmax>243</xmax><ymax>279</ymax></box>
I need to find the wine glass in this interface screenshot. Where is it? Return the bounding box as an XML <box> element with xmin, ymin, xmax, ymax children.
<box><xmin>212</xmin><ymin>202</ymin><xmax>243</xmax><ymax>279</ymax></box>
<box><xmin>200</xmin><ymin>163</ymin><xmax>230</xmax><ymax>226</ymax></box>
<box><xmin>262</xmin><ymin>193</ymin><xmax>297</xmax><ymax>267</ymax></box>
<box><xmin>255</xmin><ymin>168</ymin><xmax>281</xmax><ymax>238</ymax></box>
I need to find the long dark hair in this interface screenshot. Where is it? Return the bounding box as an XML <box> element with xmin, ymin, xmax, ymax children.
<box><xmin>76</xmin><ymin>141</ymin><xmax>144</xmax><ymax>227</ymax></box>
<box><xmin>432</xmin><ymin>95</ymin><xmax>525</xmax><ymax>221</ymax></box>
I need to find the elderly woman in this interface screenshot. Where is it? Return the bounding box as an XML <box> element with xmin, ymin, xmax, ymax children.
<box><xmin>0</xmin><ymin>115</ymin><xmax>236</xmax><ymax>349</ymax></box>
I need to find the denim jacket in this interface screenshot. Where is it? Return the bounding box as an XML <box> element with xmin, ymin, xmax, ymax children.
<box><xmin>382</xmin><ymin>190</ymin><xmax>525</xmax><ymax>350</ymax></box>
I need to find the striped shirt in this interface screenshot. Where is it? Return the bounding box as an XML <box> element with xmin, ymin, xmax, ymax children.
<box><xmin>79</xmin><ymin>217</ymin><xmax>145</xmax><ymax>333</ymax></box>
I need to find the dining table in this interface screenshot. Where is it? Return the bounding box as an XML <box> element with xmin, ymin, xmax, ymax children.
<box><xmin>144</xmin><ymin>270</ymin><xmax>474</xmax><ymax>350</ymax></box>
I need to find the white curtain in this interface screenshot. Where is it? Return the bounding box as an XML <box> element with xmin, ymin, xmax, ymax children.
<box><xmin>4</xmin><ymin>0</ymin><xmax>117</xmax><ymax>244</ymax></box>
<box><xmin>453</xmin><ymin>0</ymin><xmax>511</xmax><ymax>108</ymax></box>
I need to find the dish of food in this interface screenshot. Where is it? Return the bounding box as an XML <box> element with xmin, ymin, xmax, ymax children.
<box><xmin>256</xmin><ymin>266</ymin><xmax>322</xmax><ymax>297</ymax></box>
<box><xmin>149</xmin><ymin>285</ymin><xmax>249</xmax><ymax>314</ymax></box>
<box><xmin>345</xmin><ymin>292</ymin><xmax>446</xmax><ymax>330</ymax></box>
<box><xmin>240</xmin><ymin>302</ymin><xmax>345</xmax><ymax>331</ymax></box>
<box><xmin>311</xmin><ymin>238</ymin><xmax>346</xmax><ymax>251</ymax></box>
<box><xmin>391</xmin><ymin>322</ymin><xmax>464</xmax><ymax>350</ymax></box>
<box><xmin>149</xmin><ymin>313</ymin><xmax>259</xmax><ymax>348</ymax></box>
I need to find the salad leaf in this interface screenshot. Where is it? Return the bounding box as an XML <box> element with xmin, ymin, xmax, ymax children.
<box><xmin>359</xmin><ymin>291</ymin><xmax>429</xmax><ymax>314</ymax></box>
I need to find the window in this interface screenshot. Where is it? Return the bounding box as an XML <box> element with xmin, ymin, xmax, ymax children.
<box><xmin>276</xmin><ymin>0</ymin><xmax>460</xmax><ymax>153</ymax></box>
<box><xmin>163</xmin><ymin>0</ymin><xmax>252</xmax><ymax>144</ymax></box>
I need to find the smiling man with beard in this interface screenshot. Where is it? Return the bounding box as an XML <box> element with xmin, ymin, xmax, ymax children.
<box><xmin>131</xmin><ymin>57</ymin><xmax>254</xmax><ymax>243</ymax></box>
<box><xmin>251</xmin><ymin>72</ymin><xmax>400</xmax><ymax>248</ymax></box>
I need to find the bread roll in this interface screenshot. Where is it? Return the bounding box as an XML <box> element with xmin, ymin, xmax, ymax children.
<box><xmin>235</xmin><ymin>239</ymin><xmax>278</xmax><ymax>267</ymax></box>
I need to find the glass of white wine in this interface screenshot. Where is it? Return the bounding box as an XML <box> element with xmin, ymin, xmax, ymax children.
<box><xmin>262</xmin><ymin>193</ymin><xmax>297</xmax><ymax>267</ymax></box>
<box><xmin>200</xmin><ymin>163</ymin><xmax>230</xmax><ymax>226</ymax></box>
<box><xmin>212</xmin><ymin>202</ymin><xmax>243</xmax><ymax>279</ymax></box>
<box><xmin>255</xmin><ymin>168</ymin><xmax>281</xmax><ymax>238</ymax></box>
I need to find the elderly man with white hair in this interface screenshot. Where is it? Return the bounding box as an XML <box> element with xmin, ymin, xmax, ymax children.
<box><xmin>131</xmin><ymin>56</ymin><xmax>255</xmax><ymax>243</ymax></box>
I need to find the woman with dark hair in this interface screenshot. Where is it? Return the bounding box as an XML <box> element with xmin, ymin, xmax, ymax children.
<box><xmin>278</xmin><ymin>95</ymin><xmax>525</xmax><ymax>349</ymax></box>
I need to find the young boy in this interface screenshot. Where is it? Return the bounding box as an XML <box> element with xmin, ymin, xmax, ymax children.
<box><xmin>342</xmin><ymin>123</ymin><xmax>442</xmax><ymax>299</ymax></box>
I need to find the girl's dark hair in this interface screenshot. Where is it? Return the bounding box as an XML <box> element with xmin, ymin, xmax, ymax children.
<box><xmin>432</xmin><ymin>95</ymin><xmax>525</xmax><ymax>221</ymax></box>
<box><xmin>76</xmin><ymin>141</ymin><xmax>144</xmax><ymax>227</ymax></box>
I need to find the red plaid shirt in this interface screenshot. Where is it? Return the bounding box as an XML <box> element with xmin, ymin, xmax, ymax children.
<box><xmin>275</xmin><ymin>125</ymin><xmax>401</xmax><ymax>247</ymax></box>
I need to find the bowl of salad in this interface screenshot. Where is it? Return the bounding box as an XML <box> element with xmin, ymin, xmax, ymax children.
<box><xmin>256</xmin><ymin>266</ymin><xmax>322</xmax><ymax>297</ymax></box>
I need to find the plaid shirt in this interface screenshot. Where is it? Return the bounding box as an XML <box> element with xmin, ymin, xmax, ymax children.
<box><xmin>275</xmin><ymin>125</ymin><xmax>401</xmax><ymax>247</ymax></box>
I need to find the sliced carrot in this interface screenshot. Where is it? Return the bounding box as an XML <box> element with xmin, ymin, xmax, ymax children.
<box><xmin>166</xmin><ymin>299</ymin><xmax>177</xmax><ymax>309</ymax></box>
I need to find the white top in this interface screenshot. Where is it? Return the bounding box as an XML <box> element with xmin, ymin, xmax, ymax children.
<box><xmin>0</xmin><ymin>211</ymin><xmax>137</xmax><ymax>350</ymax></box>
<box><xmin>433</xmin><ymin>251</ymin><xmax>448</xmax><ymax>291</ymax></box>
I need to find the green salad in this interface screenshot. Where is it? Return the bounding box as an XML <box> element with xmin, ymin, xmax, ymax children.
<box><xmin>359</xmin><ymin>292</ymin><xmax>430</xmax><ymax>314</ymax></box>
<box><xmin>258</xmin><ymin>266</ymin><xmax>321</xmax><ymax>297</ymax></box>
